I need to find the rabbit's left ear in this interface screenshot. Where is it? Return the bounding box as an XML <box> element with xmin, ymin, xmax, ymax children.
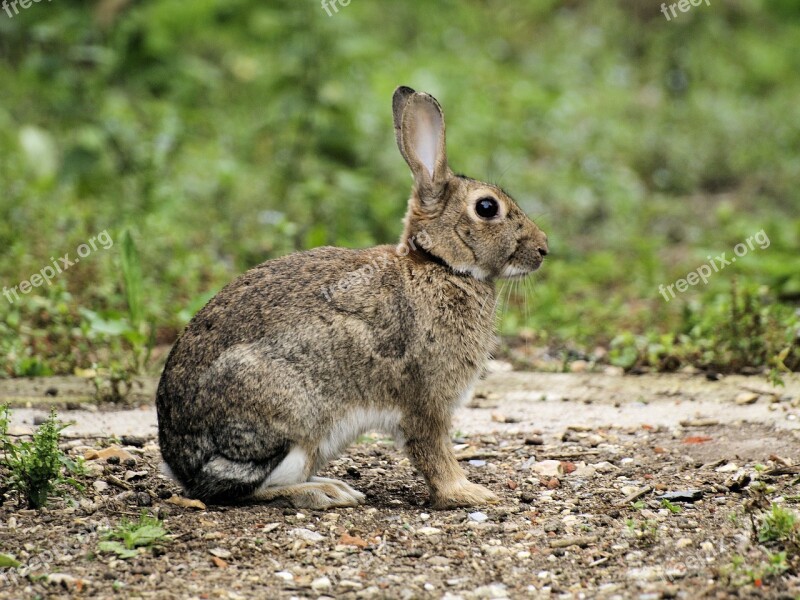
<box><xmin>394</xmin><ymin>87</ymin><xmax>450</xmax><ymax>197</ymax></box>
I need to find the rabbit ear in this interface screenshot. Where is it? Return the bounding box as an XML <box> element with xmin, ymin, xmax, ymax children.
<box><xmin>392</xmin><ymin>85</ymin><xmax>416</xmax><ymax>161</ymax></box>
<box><xmin>394</xmin><ymin>88</ymin><xmax>449</xmax><ymax>196</ymax></box>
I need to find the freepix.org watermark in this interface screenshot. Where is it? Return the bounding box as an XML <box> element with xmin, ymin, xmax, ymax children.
<box><xmin>2</xmin><ymin>0</ymin><xmax>52</xmax><ymax>19</ymax></box>
<box><xmin>321</xmin><ymin>0</ymin><xmax>352</xmax><ymax>17</ymax></box>
<box><xmin>658</xmin><ymin>229</ymin><xmax>770</xmax><ymax>303</ymax></box>
<box><xmin>661</xmin><ymin>0</ymin><xmax>710</xmax><ymax>22</ymax></box>
<box><xmin>3</xmin><ymin>230</ymin><xmax>113</xmax><ymax>305</ymax></box>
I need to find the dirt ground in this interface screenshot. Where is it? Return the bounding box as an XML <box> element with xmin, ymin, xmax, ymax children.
<box><xmin>2</xmin><ymin>369</ymin><xmax>800</xmax><ymax>599</ymax></box>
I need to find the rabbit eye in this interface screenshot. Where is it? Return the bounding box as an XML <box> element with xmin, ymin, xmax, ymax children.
<box><xmin>475</xmin><ymin>197</ymin><xmax>499</xmax><ymax>219</ymax></box>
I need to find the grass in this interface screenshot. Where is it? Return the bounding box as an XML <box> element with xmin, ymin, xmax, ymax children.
<box><xmin>98</xmin><ymin>512</ymin><xmax>169</xmax><ymax>560</ymax></box>
<box><xmin>0</xmin><ymin>405</ymin><xmax>83</xmax><ymax>508</ymax></box>
<box><xmin>0</xmin><ymin>1</ymin><xmax>798</xmax><ymax>379</ymax></box>
<box><xmin>758</xmin><ymin>504</ymin><xmax>798</xmax><ymax>544</ymax></box>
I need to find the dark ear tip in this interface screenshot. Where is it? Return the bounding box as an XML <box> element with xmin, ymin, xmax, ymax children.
<box><xmin>393</xmin><ymin>86</ymin><xmax>416</xmax><ymax>109</ymax></box>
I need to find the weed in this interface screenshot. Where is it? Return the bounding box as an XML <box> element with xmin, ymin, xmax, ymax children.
<box><xmin>98</xmin><ymin>512</ymin><xmax>169</xmax><ymax>559</ymax></box>
<box><xmin>625</xmin><ymin>518</ymin><xmax>658</xmax><ymax>546</ymax></box>
<box><xmin>661</xmin><ymin>498</ymin><xmax>683</xmax><ymax>514</ymax></box>
<box><xmin>0</xmin><ymin>405</ymin><xmax>84</xmax><ymax>509</ymax></box>
<box><xmin>758</xmin><ymin>504</ymin><xmax>798</xmax><ymax>543</ymax></box>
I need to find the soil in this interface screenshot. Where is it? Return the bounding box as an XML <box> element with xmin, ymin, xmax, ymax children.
<box><xmin>2</xmin><ymin>369</ymin><xmax>800</xmax><ymax>599</ymax></box>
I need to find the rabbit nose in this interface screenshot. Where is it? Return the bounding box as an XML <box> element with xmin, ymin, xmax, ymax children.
<box><xmin>536</xmin><ymin>234</ymin><xmax>548</xmax><ymax>258</ymax></box>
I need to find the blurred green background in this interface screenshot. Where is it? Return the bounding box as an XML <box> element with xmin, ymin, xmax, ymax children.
<box><xmin>0</xmin><ymin>0</ymin><xmax>798</xmax><ymax>381</ymax></box>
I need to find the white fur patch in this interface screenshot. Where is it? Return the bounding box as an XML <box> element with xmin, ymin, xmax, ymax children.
<box><xmin>501</xmin><ymin>264</ymin><xmax>528</xmax><ymax>278</ymax></box>
<box><xmin>160</xmin><ymin>461</ymin><xmax>178</xmax><ymax>481</ymax></box>
<box><xmin>259</xmin><ymin>445</ymin><xmax>309</xmax><ymax>488</ymax></box>
<box><xmin>319</xmin><ymin>407</ymin><xmax>403</xmax><ymax>465</ymax></box>
<box><xmin>452</xmin><ymin>264</ymin><xmax>489</xmax><ymax>281</ymax></box>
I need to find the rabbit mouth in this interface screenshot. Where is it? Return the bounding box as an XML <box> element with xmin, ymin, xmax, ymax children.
<box><xmin>500</xmin><ymin>262</ymin><xmax>540</xmax><ymax>279</ymax></box>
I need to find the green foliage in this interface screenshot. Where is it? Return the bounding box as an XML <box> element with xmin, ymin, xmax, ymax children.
<box><xmin>609</xmin><ymin>283</ymin><xmax>799</xmax><ymax>374</ymax></box>
<box><xmin>758</xmin><ymin>504</ymin><xmax>798</xmax><ymax>544</ymax></box>
<box><xmin>0</xmin><ymin>553</ymin><xmax>21</xmax><ymax>568</ymax></box>
<box><xmin>98</xmin><ymin>512</ymin><xmax>169</xmax><ymax>559</ymax></box>
<box><xmin>661</xmin><ymin>499</ymin><xmax>682</xmax><ymax>514</ymax></box>
<box><xmin>0</xmin><ymin>1</ymin><xmax>798</xmax><ymax>376</ymax></box>
<box><xmin>0</xmin><ymin>405</ymin><xmax>83</xmax><ymax>509</ymax></box>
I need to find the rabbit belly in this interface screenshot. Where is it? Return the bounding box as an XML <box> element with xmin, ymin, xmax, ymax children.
<box><xmin>317</xmin><ymin>406</ymin><xmax>404</xmax><ymax>467</ymax></box>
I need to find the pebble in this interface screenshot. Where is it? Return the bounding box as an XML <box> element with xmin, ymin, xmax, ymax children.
<box><xmin>593</xmin><ymin>461</ymin><xmax>619</xmax><ymax>473</ymax></box>
<box><xmin>311</xmin><ymin>576</ymin><xmax>332</xmax><ymax>591</ymax></box>
<box><xmin>469</xmin><ymin>460</ymin><xmax>486</xmax><ymax>467</ymax></box>
<box><xmin>274</xmin><ymin>571</ymin><xmax>294</xmax><ymax>582</ymax></box>
<box><xmin>734</xmin><ymin>392</ymin><xmax>759</xmax><ymax>405</ymax></box>
<box><xmin>715</xmin><ymin>462</ymin><xmax>739</xmax><ymax>473</ymax></box>
<box><xmin>417</xmin><ymin>527</ymin><xmax>442</xmax><ymax>536</ymax></box>
<box><xmin>473</xmin><ymin>582</ymin><xmax>509</xmax><ymax>598</ymax></box>
<box><xmin>209</xmin><ymin>548</ymin><xmax>231</xmax><ymax>559</ymax></box>
<box><xmin>92</xmin><ymin>480</ymin><xmax>109</xmax><ymax>493</ymax></box>
<box><xmin>531</xmin><ymin>460</ymin><xmax>562</xmax><ymax>477</ymax></box>
<box><xmin>288</xmin><ymin>528</ymin><xmax>324</xmax><ymax>543</ymax></box>
<box><xmin>676</xmin><ymin>537</ymin><xmax>693</xmax><ymax>548</ymax></box>
<box><xmin>469</xmin><ymin>512</ymin><xmax>488</xmax><ymax>523</ymax></box>
<box><xmin>339</xmin><ymin>580</ymin><xmax>363</xmax><ymax>590</ymax></box>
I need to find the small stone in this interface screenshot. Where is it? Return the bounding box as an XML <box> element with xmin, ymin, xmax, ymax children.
<box><xmin>725</xmin><ymin>470</ymin><xmax>751</xmax><ymax>492</ymax></box>
<box><xmin>135</xmin><ymin>492</ymin><xmax>152</xmax><ymax>507</ymax></box>
<box><xmin>417</xmin><ymin>527</ymin><xmax>443</xmax><ymax>536</ymax></box>
<box><xmin>543</xmin><ymin>519</ymin><xmax>561</xmax><ymax>533</ymax></box>
<box><xmin>469</xmin><ymin>460</ymin><xmax>487</xmax><ymax>467</ymax></box>
<box><xmin>209</xmin><ymin>548</ymin><xmax>232</xmax><ymax>559</ymax></box>
<box><xmin>676</xmin><ymin>538</ymin><xmax>693</xmax><ymax>549</ymax></box>
<box><xmin>274</xmin><ymin>571</ymin><xmax>294</xmax><ymax>582</ymax></box>
<box><xmin>124</xmin><ymin>470</ymin><xmax>148</xmax><ymax>481</ymax></box>
<box><xmin>524</xmin><ymin>436</ymin><xmax>544</xmax><ymax>446</ymax></box>
<box><xmin>92</xmin><ymin>480</ymin><xmax>109</xmax><ymax>493</ymax></box>
<box><xmin>659</xmin><ymin>489</ymin><xmax>703</xmax><ymax>503</ymax></box>
<box><xmin>339</xmin><ymin>580</ymin><xmax>363</xmax><ymax>590</ymax></box>
<box><xmin>469</xmin><ymin>512</ymin><xmax>488</xmax><ymax>523</ymax></box>
<box><xmin>715</xmin><ymin>462</ymin><xmax>739</xmax><ymax>473</ymax></box>
<box><xmin>735</xmin><ymin>392</ymin><xmax>759</xmax><ymax>405</ymax></box>
<box><xmin>473</xmin><ymin>582</ymin><xmax>508</xmax><ymax>598</ymax></box>
<box><xmin>569</xmin><ymin>360</ymin><xmax>588</xmax><ymax>373</ymax></box>
<box><xmin>593</xmin><ymin>461</ymin><xmax>619</xmax><ymax>473</ymax></box>
<box><xmin>288</xmin><ymin>528</ymin><xmax>324</xmax><ymax>543</ymax></box>
<box><xmin>531</xmin><ymin>460</ymin><xmax>562</xmax><ymax>477</ymax></box>
<box><xmin>312</xmin><ymin>576</ymin><xmax>332</xmax><ymax>591</ymax></box>
<box><xmin>120</xmin><ymin>435</ymin><xmax>147</xmax><ymax>447</ymax></box>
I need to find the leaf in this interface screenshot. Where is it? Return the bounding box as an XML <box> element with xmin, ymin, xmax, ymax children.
<box><xmin>120</xmin><ymin>229</ymin><xmax>143</xmax><ymax>328</ymax></box>
<box><xmin>98</xmin><ymin>541</ymin><xmax>138</xmax><ymax>559</ymax></box>
<box><xmin>127</xmin><ymin>524</ymin><xmax>167</xmax><ymax>548</ymax></box>
<box><xmin>0</xmin><ymin>553</ymin><xmax>21</xmax><ymax>568</ymax></box>
<box><xmin>166</xmin><ymin>495</ymin><xmax>207</xmax><ymax>510</ymax></box>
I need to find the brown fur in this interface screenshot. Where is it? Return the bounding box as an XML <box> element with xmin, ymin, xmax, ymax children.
<box><xmin>156</xmin><ymin>87</ymin><xmax>547</xmax><ymax>509</ymax></box>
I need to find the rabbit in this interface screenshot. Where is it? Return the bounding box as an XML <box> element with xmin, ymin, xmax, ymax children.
<box><xmin>156</xmin><ymin>86</ymin><xmax>548</xmax><ymax>510</ymax></box>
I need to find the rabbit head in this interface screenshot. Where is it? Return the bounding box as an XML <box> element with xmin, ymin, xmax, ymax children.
<box><xmin>393</xmin><ymin>86</ymin><xmax>548</xmax><ymax>281</ymax></box>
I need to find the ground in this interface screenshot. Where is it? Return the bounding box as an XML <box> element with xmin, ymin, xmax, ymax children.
<box><xmin>1</xmin><ymin>369</ymin><xmax>800</xmax><ymax>599</ymax></box>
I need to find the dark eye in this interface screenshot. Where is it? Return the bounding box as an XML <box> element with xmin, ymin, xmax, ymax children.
<box><xmin>475</xmin><ymin>197</ymin><xmax>499</xmax><ymax>219</ymax></box>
